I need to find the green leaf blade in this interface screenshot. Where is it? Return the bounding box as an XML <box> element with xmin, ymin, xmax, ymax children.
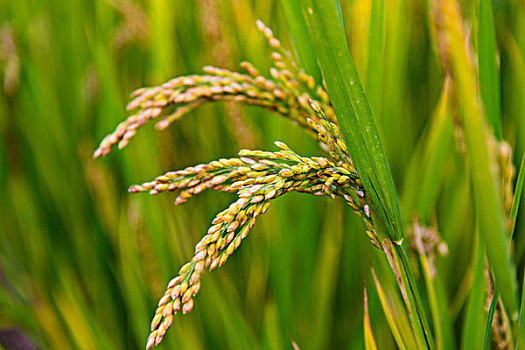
<box><xmin>432</xmin><ymin>0</ymin><xmax>518</xmax><ymax>315</ymax></box>
<box><xmin>301</xmin><ymin>1</ymin><xmax>402</xmax><ymax>242</ymax></box>
<box><xmin>517</xmin><ymin>270</ymin><xmax>525</xmax><ymax>349</ymax></box>
<box><xmin>365</xmin><ymin>0</ymin><xmax>385</xmax><ymax>116</ymax></box>
<box><xmin>462</xmin><ymin>240</ymin><xmax>488</xmax><ymax>350</ymax></box>
<box><xmin>301</xmin><ymin>2</ymin><xmax>434</xmax><ymax>348</ymax></box>
<box><xmin>511</xmin><ymin>153</ymin><xmax>525</xmax><ymax>239</ymax></box>
<box><xmin>478</xmin><ymin>0</ymin><xmax>502</xmax><ymax>139</ymax></box>
<box><xmin>278</xmin><ymin>0</ymin><xmax>321</xmax><ymax>84</ymax></box>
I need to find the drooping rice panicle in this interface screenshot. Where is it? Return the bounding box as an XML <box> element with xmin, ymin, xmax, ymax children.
<box><xmin>140</xmin><ymin>140</ymin><xmax>378</xmax><ymax>348</ymax></box>
<box><xmin>93</xmin><ymin>22</ymin><xmax>334</xmax><ymax>159</ymax></box>
<box><xmin>146</xmin><ymin>195</ymin><xmax>269</xmax><ymax>349</ymax></box>
<box><xmin>95</xmin><ymin>20</ymin><xmax>389</xmax><ymax>349</ymax></box>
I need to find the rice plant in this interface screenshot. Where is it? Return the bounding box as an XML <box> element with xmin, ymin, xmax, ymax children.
<box><xmin>95</xmin><ymin>21</ymin><xmax>387</xmax><ymax>348</ymax></box>
<box><xmin>2</xmin><ymin>0</ymin><xmax>525</xmax><ymax>349</ymax></box>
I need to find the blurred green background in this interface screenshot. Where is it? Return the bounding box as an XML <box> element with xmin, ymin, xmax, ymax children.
<box><xmin>1</xmin><ymin>0</ymin><xmax>525</xmax><ymax>349</ymax></box>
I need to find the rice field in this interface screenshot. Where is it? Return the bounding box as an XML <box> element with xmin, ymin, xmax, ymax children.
<box><xmin>1</xmin><ymin>0</ymin><xmax>525</xmax><ymax>349</ymax></box>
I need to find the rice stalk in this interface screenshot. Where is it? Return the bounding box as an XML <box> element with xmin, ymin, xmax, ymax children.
<box><xmin>430</xmin><ymin>0</ymin><xmax>518</xmax><ymax>317</ymax></box>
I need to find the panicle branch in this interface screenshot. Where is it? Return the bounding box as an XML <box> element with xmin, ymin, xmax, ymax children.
<box><xmin>93</xmin><ymin>20</ymin><xmax>334</xmax><ymax>159</ymax></box>
<box><xmin>141</xmin><ymin>140</ymin><xmax>378</xmax><ymax>348</ymax></box>
<box><xmin>129</xmin><ymin>141</ymin><xmax>358</xmax><ymax>202</ymax></box>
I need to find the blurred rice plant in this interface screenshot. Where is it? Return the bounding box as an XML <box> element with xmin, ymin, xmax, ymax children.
<box><xmin>1</xmin><ymin>0</ymin><xmax>525</xmax><ymax>349</ymax></box>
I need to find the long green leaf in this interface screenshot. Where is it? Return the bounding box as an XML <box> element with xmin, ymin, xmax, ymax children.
<box><xmin>418</xmin><ymin>251</ymin><xmax>443</xmax><ymax>349</ymax></box>
<box><xmin>511</xmin><ymin>153</ymin><xmax>525</xmax><ymax>239</ymax></box>
<box><xmin>517</xmin><ymin>269</ymin><xmax>525</xmax><ymax>349</ymax></box>
<box><xmin>484</xmin><ymin>291</ymin><xmax>498</xmax><ymax>350</ymax></box>
<box><xmin>363</xmin><ymin>286</ymin><xmax>378</xmax><ymax>350</ymax></box>
<box><xmin>301</xmin><ymin>0</ymin><xmax>402</xmax><ymax>244</ymax></box>
<box><xmin>301</xmin><ymin>2</ymin><xmax>434</xmax><ymax>348</ymax></box>
<box><xmin>432</xmin><ymin>0</ymin><xmax>518</xmax><ymax>315</ymax></box>
<box><xmin>278</xmin><ymin>0</ymin><xmax>321</xmax><ymax>84</ymax></box>
<box><xmin>402</xmin><ymin>78</ymin><xmax>453</xmax><ymax>222</ymax></box>
<box><xmin>478</xmin><ymin>0</ymin><xmax>502</xmax><ymax>138</ymax></box>
<box><xmin>370</xmin><ymin>266</ymin><xmax>411</xmax><ymax>350</ymax></box>
<box><xmin>389</xmin><ymin>242</ymin><xmax>434</xmax><ymax>349</ymax></box>
<box><xmin>365</xmin><ymin>0</ymin><xmax>385</xmax><ymax>116</ymax></box>
<box><xmin>461</xmin><ymin>235</ymin><xmax>487</xmax><ymax>350</ymax></box>
<box><xmin>515</xmin><ymin>155</ymin><xmax>525</xmax><ymax>348</ymax></box>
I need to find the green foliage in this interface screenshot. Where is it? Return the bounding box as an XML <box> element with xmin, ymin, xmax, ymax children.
<box><xmin>1</xmin><ymin>0</ymin><xmax>525</xmax><ymax>349</ymax></box>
